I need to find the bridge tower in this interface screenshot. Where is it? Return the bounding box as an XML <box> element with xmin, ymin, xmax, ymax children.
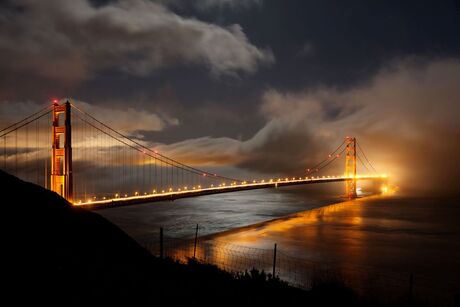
<box><xmin>50</xmin><ymin>100</ymin><xmax>73</xmax><ymax>201</ymax></box>
<box><xmin>345</xmin><ymin>136</ymin><xmax>357</xmax><ymax>198</ymax></box>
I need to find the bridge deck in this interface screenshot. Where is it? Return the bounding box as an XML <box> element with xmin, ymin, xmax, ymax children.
<box><xmin>76</xmin><ymin>175</ymin><xmax>386</xmax><ymax>210</ymax></box>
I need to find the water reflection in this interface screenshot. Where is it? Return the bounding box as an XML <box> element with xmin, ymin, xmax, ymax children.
<box><xmin>102</xmin><ymin>186</ymin><xmax>460</xmax><ymax>303</ymax></box>
<box><xmin>205</xmin><ymin>194</ymin><xmax>460</xmax><ymax>286</ymax></box>
<box><xmin>99</xmin><ymin>184</ymin><xmax>345</xmax><ymax>241</ymax></box>
<box><xmin>207</xmin><ymin>197</ymin><xmax>367</xmax><ymax>260</ymax></box>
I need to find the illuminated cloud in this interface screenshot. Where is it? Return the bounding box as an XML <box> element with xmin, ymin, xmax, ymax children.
<box><xmin>3</xmin><ymin>58</ymin><xmax>459</xmax><ymax>194</ymax></box>
<box><xmin>0</xmin><ymin>0</ymin><xmax>273</xmax><ymax>87</ymax></box>
<box><xmin>156</xmin><ymin>136</ymin><xmax>241</xmax><ymax>165</ymax></box>
<box><xmin>158</xmin><ymin>57</ymin><xmax>460</xmax><ymax>194</ymax></box>
<box><xmin>0</xmin><ymin>99</ymin><xmax>174</xmax><ymax>135</ymax></box>
<box><xmin>72</xmin><ymin>100</ymin><xmax>177</xmax><ymax>135</ymax></box>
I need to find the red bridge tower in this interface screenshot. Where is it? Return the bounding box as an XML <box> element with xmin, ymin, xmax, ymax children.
<box><xmin>345</xmin><ymin>136</ymin><xmax>357</xmax><ymax>198</ymax></box>
<box><xmin>50</xmin><ymin>100</ymin><xmax>73</xmax><ymax>201</ymax></box>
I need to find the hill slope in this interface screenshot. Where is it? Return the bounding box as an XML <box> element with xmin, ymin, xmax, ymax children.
<box><xmin>2</xmin><ymin>170</ymin><xmax>154</xmax><ymax>305</ymax></box>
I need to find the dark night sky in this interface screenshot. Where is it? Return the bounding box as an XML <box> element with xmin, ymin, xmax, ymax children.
<box><xmin>1</xmin><ymin>0</ymin><xmax>460</xmax><ymax>193</ymax></box>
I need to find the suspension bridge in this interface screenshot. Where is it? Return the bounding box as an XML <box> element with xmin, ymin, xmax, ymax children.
<box><xmin>0</xmin><ymin>99</ymin><xmax>387</xmax><ymax>209</ymax></box>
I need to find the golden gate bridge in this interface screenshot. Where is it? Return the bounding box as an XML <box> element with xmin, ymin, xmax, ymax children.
<box><xmin>0</xmin><ymin>99</ymin><xmax>387</xmax><ymax>209</ymax></box>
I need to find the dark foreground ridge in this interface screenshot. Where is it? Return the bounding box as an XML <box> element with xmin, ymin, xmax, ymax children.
<box><xmin>2</xmin><ymin>170</ymin><xmax>402</xmax><ymax>306</ymax></box>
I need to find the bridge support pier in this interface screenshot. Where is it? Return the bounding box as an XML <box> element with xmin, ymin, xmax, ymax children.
<box><xmin>345</xmin><ymin>137</ymin><xmax>357</xmax><ymax>198</ymax></box>
<box><xmin>51</xmin><ymin>100</ymin><xmax>73</xmax><ymax>201</ymax></box>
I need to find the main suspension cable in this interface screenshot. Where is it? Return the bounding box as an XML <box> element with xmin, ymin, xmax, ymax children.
<box><xmin>70</xmin><ymin>102</ymin><xmax>241</xmax><ymax>182</ymax></box>
<box><xmin>306</xmin><ymin>140</ymin><xmax>346</xmax><ymax>174</ymax></box>
<box><xmin>356</xmin><ymin>141</ymin><xmax>378</xmax><ymax>174</ymax></box>
<box><xmin>0</xmin><ymin>105</ymin><xmax>53</xmax><ymax>134</ymax></box>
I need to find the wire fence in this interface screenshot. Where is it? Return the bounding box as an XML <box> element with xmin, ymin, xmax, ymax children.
<box><xmin>142</xmin><ymin>229</ymin><xmax>459</xmax><ymax>306</ymax></box>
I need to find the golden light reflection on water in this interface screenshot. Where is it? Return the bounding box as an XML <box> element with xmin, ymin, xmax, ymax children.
<box><xmin>210</xmin><ymin>197</ymin><xmax>367</xmax><ymax>246</ymax></box>
<box><xmin>161</xmin><ymin>196</ymin><xmax>381</xmax><ymax>285</ymax></box>
<box><xmin>162</xmin><ymin>190</ymin><xmax>399</xmax><ymax>268</ymax></box>
<box><xmin>196</xmin><ymin>193</ymin><xmax>413</xmax><ymax>271</ymax></box>
<box><xmin>151</xmin><ymin>191</ymin><xmax>460</xmax><ymax>303</ymax></box>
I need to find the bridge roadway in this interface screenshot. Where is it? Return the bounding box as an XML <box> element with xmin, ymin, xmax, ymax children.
<box><xmin>76</xmin><ymin>175</ymin><xmax>387</xmax><ymax>210</ymax></box>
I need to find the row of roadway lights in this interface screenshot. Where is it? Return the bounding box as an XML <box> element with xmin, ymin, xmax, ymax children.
<box><xmin>76</xmin><ymin>174</ymin><xmax>368</xmax><ymax>204</ymax></box>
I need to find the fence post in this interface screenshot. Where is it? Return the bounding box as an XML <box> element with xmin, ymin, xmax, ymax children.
<box><xmin>159</xmin><ymin>227</ymin><xmax>164</xmax><ymax>259</ymax></box>
<box><xmin>409</xmin><ymin>273</ymin><xmax>414</xmax><ymax>305</ymax></box>
<box><xmin>193</xmin><ymin>224</ymin><xmax>199</xmax><ymax>259</ymax></box>
<box><xmin>272</xmin><ymin>243</ymin><xmax>277</xmax><ymax>278</ymax></box>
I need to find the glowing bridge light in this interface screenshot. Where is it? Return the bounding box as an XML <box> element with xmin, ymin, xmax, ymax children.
<box><xmin>381</xmin><ymin>185</ymin><xmax>389</xmax><ymax>194</ymax></box>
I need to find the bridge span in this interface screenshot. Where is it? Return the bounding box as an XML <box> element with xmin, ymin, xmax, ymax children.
<box><xmin>77</xmin><ymin>175</ymin><xmax>387</xmax><ymax>210</ymax></box>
